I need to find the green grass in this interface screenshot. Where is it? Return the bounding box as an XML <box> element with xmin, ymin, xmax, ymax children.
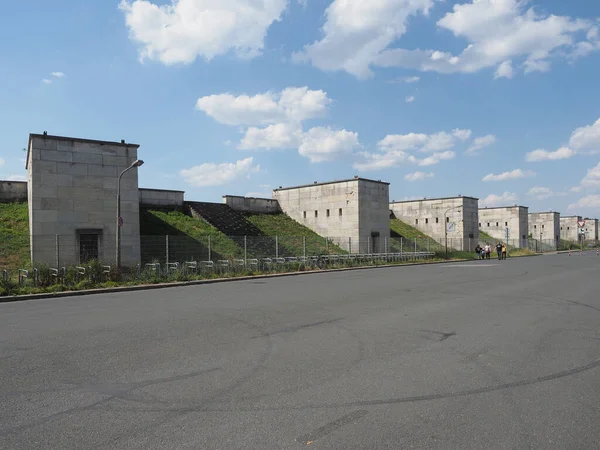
<box><xmin>244</xmin><ymin>212</ymin><xmax>345</xmax><ymax>255</ymax></box>
<box><xmin>478</xmin><ymin>230</ymin><xmax>496</xmax><ymax>243</ymax></box>
<box><xmin>0</xmin><ymin>202</ymin><xmax>29</xmax><ymax>267</ymax></box>
<box><xmin>390</xmin><ymin>218</ymin><xmax>435</xmax><ymax>240</ymax></box>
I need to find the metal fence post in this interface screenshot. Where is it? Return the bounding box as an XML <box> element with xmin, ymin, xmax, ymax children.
<box><xmin>166</xmin><ymin>235</ymin><xmax>169</xmax><ymax>267</ymax></box>
<box><xmin>244</xmin><ymin>236</ymin><xmax>247</xmax><ymax>265</ymax></box>
<box><xmin>400</xmin><ymin>237</ymin><xmax>403</xmax><ymax>256</ymax></box>
<box><xmin>368</xmin><ymin>236</ymin><xmax>371</xmax><ymax>254</ymax></box>
<box><xmin>414</xmin><ymin>237</ymin><xmax>417</xmax><ymax>253</ymax></box>
<box><xmin>326</xmin><ymin>237</ymin><xmax>329</xmax><ymax>254</ymax></box>
<box><xmin>427</xmin><ymin>238</ymin><xmax>430</xmax><ymax>253</ymax></box>
<box><xmin>384</xmin><ymin>236</ymin><xmax>388</xmax><ymax>254</ymax></box>
<box><xmin>276</xmin><ymin>235</ymin><xmax>279</xmax><ymax>259</ymax></box>
<box><xmin>303</xmin><ymin>236</ymin><xmax>306</xmax><ymax>258</ymax></box>
<box><xmin>349</xmin><ymin>237</ymin><xmax>352</xmax><ymax>254</ymax></box>
<box><xmin>208</xmin><ymin>235</ymin><xmax>211</xmax><ymax>261</ymax></box>
<box><xmin>55</xmin><ymin>234</ymin><xmax>60</xmax><ymax>268</ymax></box>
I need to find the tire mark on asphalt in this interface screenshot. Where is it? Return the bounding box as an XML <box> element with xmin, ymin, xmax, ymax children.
<box><xmin>296</xmin><ymin>410</ymin><xmax>368</xmax><ymax>445</ymax></box>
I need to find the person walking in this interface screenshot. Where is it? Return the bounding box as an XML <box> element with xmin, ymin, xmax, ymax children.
<box><xmin>502</xmin><ymin>243</ymin><xmax>507</xmax><ymax>260</ymax></box>
<box><xmin>475</xmin><ymin>244</ymin><xmax>482</xmax><ymax>260</ymax></box>
<box><xmin>496</xmin><ymin>242</ymin><xmax>503</xmax><ymax>260</ymax></box>
<box><xmin>485</xmin><ymin>243</ymin><xmax>491</xmax><ymax>260</ymax></box>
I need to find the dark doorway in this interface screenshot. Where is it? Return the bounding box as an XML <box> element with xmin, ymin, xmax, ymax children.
<box><xmin>79</xmin><ymin>234</ymin><xmax>99</xmax><ymax>263</ymax></box>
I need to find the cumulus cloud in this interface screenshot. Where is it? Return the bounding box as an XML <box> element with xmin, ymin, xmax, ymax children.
<box><xmin>42</xmin><ymin>79</ymin><xmax>53</xmax><ymax>85</ymax></box>
<box><xmin>525</xmin><ymin>146</ymin><xmax>576</xmax><ymax>162</ymax></box>
<box><xmin>238</xmin><ymin>123</ymin><xmax>303</xmax><ymax>150</ymax></box>
<box><xmin>568</xmin><ymin>195</ymin><xmax>600</xmax><ymax>211</ymax></box>
<box><xmin>389</xmin><ymin>76</ymin><xmax>420</xmax><ymax>84</ymax></box>
<box><xmin>373</xmin><ymin>0</ymin><xmax>597</xmax><ymax>79</ymax></box>
<box><xmin>405</xmin><ymin>95</ymin><xmax>415</xmax><ymax>103</ymax></box>
<box><xmin>405</xmin><ymin>171</ymin><xmax>434</xmax><ymax>182</ymax></box>
<box><xmin>298</xmin><ymin>127</ymin><xmax>360</xmax><ymax>163</ymax></box>
<box><xmin>379</xmin><ymin>131</ymin><xmax>456</xmax><ymax>153</ymax></box>
<box><xmin>580</xmin><ymin>162</ymin><xmax>600</xmax><ymax>187</ymax></box>
<box><xmin>569</xmin><ymin>118</ymin><xmax>600</xmax><ymax>154</ymax></box>
<box><xmin>527</xmin><ymin>186</ymin><xmax>565</xmax><ymax>200</ymax></box>
<box><xmin>465</xmin><ymin>134</ymin><xmax>496</xmax><ymax>155</ymax></box>
<box><xmin>417</xmin><ymin>151</ymin><xmax>455</xmax><ymax>166</ymax></box>
<box><xmin>482</xmin><ymin>168</ymin><xmax>535</xmax><ymax>182</ymax></box>
<box><xmin>51</xmin><ymin>72</ymin><xmax>66</xmax><ymax>78</ymax></box>
<box><xmin>480</xmin><ymin>192</ymin><xmax>519</xmax><ymax>207</ymax></box>
<box><xmin>180</xmin><ymin>157</ymin><xmax>259</xmax><ymax>186</ymax></box>
<box><xmin>452</xmin><ymin>128</ymin><xmax>472</xmax><ymax>141</ymax></box>
<box><xmin>293</xmin><ymin>0</ymin><xmax>434</xmax><ymax>78</ymax></box>
<box><xmin>196</xmin><ymin>86</ymin><xmax>331</xmax><ymax>126</ymax></box>
<box><xmin>119</xmin><ymin>0</ymin><xmax>288</xmax><ymax>64</ymax></box>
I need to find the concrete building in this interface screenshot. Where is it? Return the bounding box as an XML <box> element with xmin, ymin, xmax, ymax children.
<box><xmin>139</xmin><ymin>188</ymin><xmax>184</xmax><ymax>208</ymax></box>
<box><xmin>273</xmin><ymin>177</ymin><xmax>390</xmax><ymax>253</ymax></box>
<box><xmin>222</xmin><ymin>195</ymin><xmax>281</xmax><ymax>214</ymax></box>
<box><xmin>560</xmin><ymin>216</ymin><xmax>582</xmax><ymax>243</ymax></box>
<box><xmin>389</xmin><ymin>196</ymin><xmax>479</xmax><ymax>250</ymax></box>
<box><xmin>582</xmin><ymin>218</ymin><xmax>598</xmax><ymax>242</ymax></box>
<box><xmin>26</xmin><ymin>133</ymin><xmax>141</xmax><ymax>267</ymax></box>
<box><xmin>0</xmin><ymin>180</ymin><xmax>27</xmax><ymax>203</ymax></box>
<box><xmin>478</xmin><ymin>206</ymin><xmax>529</xmax><ymax>247</ymax></box>
<box><xmin>528</xmin><ymin>212</ymin><xmax>560</xmax><ymax>248</ymax></box>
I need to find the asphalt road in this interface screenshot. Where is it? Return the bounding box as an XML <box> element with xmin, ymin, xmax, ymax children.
<box><xmin>1</xmin><ymin>253</ymin><xmax>600</xmax><ymax>449</ymax></box>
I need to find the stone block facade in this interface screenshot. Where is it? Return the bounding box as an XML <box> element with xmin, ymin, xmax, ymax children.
<box><xmin>560</xmin><ymin>216</ymin><xmax>582</xmax><ymax>243</ymax></box>
<box><xmin>389</xmin><ymin>196</ymin><xmax>479</xmax><ymax>250</ymax></box>
<box><xmin>273</xmin><ymin>177</ymin><xmax>390</xmax><ymax>253</ymax></box>
<box><xmin>528</xmin><ymin>212</ymin><xmax>560</xmax><ymax>247</ymax></box>
<box><xmin>479</xmin><ymin>206</ymin><xmax>529</xmax><ymax>247</ymax></box>
<box><xmin>582</xmin><ymin>218</ymin><xmax>598</xmax><ymax>241</ymax></box>
<box><xmin>222</xmin><ymin>195</ymin><xmax>281</xmax><ymax>214</ymax></box>
<box><xmin>27</xmin><ymin>134</ymin><xmax>141</xmax><ymax>267</ymax></box>
<box><xmin>0</xmin><ymin>181</ymin><xmax>27</xmax><ymax>203</ymax></box>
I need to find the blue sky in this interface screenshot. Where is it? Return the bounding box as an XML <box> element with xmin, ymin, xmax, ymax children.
<box><xmin>1</xmin><ymin>0</ymin><xmax>600</xmax><ymax>216</ymax></box>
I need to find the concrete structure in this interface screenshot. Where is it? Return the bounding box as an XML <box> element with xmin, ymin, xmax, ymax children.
<box><xmin>479</xmin><ymin>206</ymin><xmax>529</xmax><ymax>247</ymax></box>
<box><xmin>389</xmin><ymin>196</ymin><xmax>479</xmax><ymax>250</ymax></box>
<box><xmin>582</xmin><ymin>218</ymin><xmax>598</xmax><ymax>242</ymax></box>
<box><xmin>222</xmin><ymin>195</ymin><xmax>281</xmax><ymax>214</ymax></box>
<box><xmin>273</xmin><ymin>177</ymin><xmax>390</xmax><ymax>253</ymax></box>
<box><xmin>528</xmin><ymin>212</ymin><xmax>560</xmax><ymax>248</ymax></box>
<box><xmin>26</xmin><ymin>133</ymin><xmax>141</xmax><ymax>266</ymax></box>
<box><xmin>560</xmin><ymin>216</ymin><xmax>583</xmax><ymax>243</ymax></box>
<box><xmin>0</xmin><ymin>180</ymin><xmax>27</xmax><ymax>203</ymax></box>
<box><xmin>139</xmin><ymin>188</ymin><xmax>184</xmax><ymax>207</ymax></box>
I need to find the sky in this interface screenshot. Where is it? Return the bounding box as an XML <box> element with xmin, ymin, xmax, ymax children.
<box><xmin>1</xmin><ymin>0</ymin><xmax>600</xmax><ymax>216</ymax></box>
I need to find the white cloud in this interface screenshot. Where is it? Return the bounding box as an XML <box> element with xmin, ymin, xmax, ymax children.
<box><xmin>298</xmin><ymin>127</ymin><xmax>360</xmax><ymax>163</ymax></box>
<box><xmin>405</xmin><ymin>171</ymin><xmax>434</xmax><ymax>182</ymax></box>
<box><xmin>6</xmin><ymin>174</ymin><xmax>27</xmax><ymax>182</ymax></box>
<box><xmin>51</xmin><ymin>72</ymin><xmax>66</xmax><ymax>78</ymax></box>
<box><xmin>452</xmin><ymin>128</ymin><xmax>472</xmax><ymax>141</ymax></box>
<box><xmin>581</xmin><ymin>162</ymin><xmax>600</xmax><ymax>187</ymax></box>
<box><xmin>568</xmin><ymin>195</ymin><xmax>600</xmax><ymax>211</ymax></box>
<box><xmin>482</xmin><ymin>168</ymin><xmax>535</xmax><ymax>182</ymax></box>
<box><xmin>494</xmin><ymin>60</ymin><xmax>514</xmax><ymax>79</ymax></box>
<box><xmin>405</xmin><ymin>95</ymin><xmax>415</xmax><ymax>103</ymax></box>
<box><xmin>42</xmin><ymin>79</ymin><xmax>52</xmax><ymax>85</ymax></box>
<box><xmin>389</xmin><ymin>76</ymin><xmax>420</xmax><ymax>84</ymax></box>
<box><xmin>196</xmin><ymin>86</ymin><xmax>331</xmax><ymax>126</ymax></box>
<box><xmin>374</xmin><ymin>0</ymin><xmax>596</xmax><ymax>79</ymax></box>
<box><xmin>418</xmin><ymin>151</ymin><xmax>455</xmax><ymax>166</ymax></box>
<box><xmin>293</xmin><ymin>0</ymin><xmax>434</xmax><ymax>78</ymax></box>
<box><xmin>465</xmin><ymin>134</ymin><xmax>496</xmax><ymax>155</ymax></box>
<box><xmin>570</xmin><ymin>185</ymin><xmax>583</xmax><ymax>193</ymax></box>
<box><xmin>379</xmin><ymin>131</ymin><xmax>456</xmax><ymax>153</ymax></box>
<box><xmin>238</xmin><ymin>123</ymin><xmax>303</xmax><ymax>150</ymax></box>
<box><xmin>180</xmin><ymin>157</ymin><xmax>259</xmax><ymax>187</ymax></box>
<box><xmin>527</xmin><ymin>186</ymin><xmax>563</xmax><ymax>200</ymax></box>
<box><xmin>569</xmin><ymin>118</ymin><xmax>600</xmax><ymax>154</ymax></box>
<box><xmin>119</xmin><ymin>0</ymin><xmax>288</xmax><ymax>65</ymax></box>
<box><xmin>480</xmin><ymin>192</ymin><xmax>518</xmax><ymax>207</ymax></box>
<box><xmin>353</xmin><ymin>150</ymin><xmax>412</xmax><ymax>171</ymax></box>
<box><xmin>525</xmin><ymin>146</ymin><xmax>576</xmax><ymax>162</ymax></box>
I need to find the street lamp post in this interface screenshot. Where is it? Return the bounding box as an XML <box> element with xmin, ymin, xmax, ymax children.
<box><xmin>444</xmin><ymin>205</ymin><xmax>462</xmax><ymax>256</ymax></box>
<box><xmin>116</xmin><ymin>159</ymin><xmax>144</xmax><ymax>268</ymax></box>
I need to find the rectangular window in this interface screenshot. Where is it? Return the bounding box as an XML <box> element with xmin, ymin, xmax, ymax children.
<box><xmin>478</xmin><ymin>223</ymin><xmax>481</xmax><ymax>227</ymax></box>
<box><xmin>425</xmin><ymin>218</ymin><xmax>429</xmax><ymax>224</ymax></box>
<box><xmin>542</xmin><ymin>225</ymin><xmax>544</xmax><ymax>229</ymax></box>
<box><xmin>436</xmin><ymin>218</ymin><xmax>439</xmax><ymax>224</ymax></box>
<box><xmin>496</xmin><ymin>222</ymin><xmax>499</xmax><ymax>227</ymax></box>
<box><xmin>446</xmin><ymin>217</ymin><xmax>450</xmax><ymax>223</ymax></box>
<box><xmin>79</xmin><ymin>234</ymin><xmax>99</xmax><ymax>263</ymax></box>
<box><xmin>487</xmin><ymin>223</ymin><xmax>490</xmax><ymax>227</ymax></box>
<box><xmin>303</xmin><ymin>211</ymin><xmax>306</xmax><ymax>219</ymax></box>
<box><xmin>567</xmin><ymin>227</ymin><xmax>570</xmax><ymax>230</ymax></box>
<box><xmin>315</xmin><ymin>210</ymin><xmax>318</xmax><ymax>218</ymax></box>
<box><xmin>339</xmin><ymin>208</ymin><xmax>342</xmax><ymax>216</ymax></box>
<box><xmin>326</xmin><ymin>209</ymin><xmax>330</xmax><ymax>217</ymax></box>
<box><xmin>416</xmin><ymin>219</ymin><xmax>419</xmax><ymax>225</ymax></box>
<box><xmin>534</xmin><ymin>225</ymin><xmax>537</xmax><ymax>229</ymax></box>
<box><xmin>505</xmin><ymin>222</ymin><xmax>508</xmax><ymax>226</ymax></box>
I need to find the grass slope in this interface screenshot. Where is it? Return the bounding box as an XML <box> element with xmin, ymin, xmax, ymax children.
<box><xmin>244</xmin><ymin>213</ymin><xmax>344</xmax><ymax>255</ymax></box>
<box><xmin>0</xmin><ymin>202</ymin><xmax>29</xmax><ymax>267</ymax></box>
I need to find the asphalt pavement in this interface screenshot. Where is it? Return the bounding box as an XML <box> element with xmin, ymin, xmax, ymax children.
<box><xmin>1</xmin><ymin>253</ymin><xmax>600</xmax><ymax>449</ymax></box>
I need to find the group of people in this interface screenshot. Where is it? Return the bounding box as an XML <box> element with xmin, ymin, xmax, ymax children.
<box><xmin>475</xmin><ymin>242</ymin><xmax>507</xmax><ymax>260</ymax></box>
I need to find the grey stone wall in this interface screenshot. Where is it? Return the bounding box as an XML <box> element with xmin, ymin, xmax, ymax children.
<box><xmin>390</xmin><ymin>197</ymin><xmax>479</xmax><ymax>250</ymax></box>
<box><xmin>139</xmin><ymin>188</ymin><xmax>184</xmax><ymax>207</ymax></box>
<box><xmin>560</xmin><ymin>216</ymin><xmax>582</xmax><ymax>242</ymax></box>
<box><xmin>479</xmin><ymin>206</ymin><xmax>529</xmax><ymax>247</ymax></box>
<box><xmin>273</xmin><ymin>178</ymin><xmax>390</xmax><ymax>253</ymax></box>
<box><xmin>0</xmin><ymin>181</ymin><xmax>27</xmax><ymax>203</ymax></box>
<box><xmin>222</xmin><ymin>195</ymin><xmax>281</xmax><ymax>213</ymax></box>
<box><xmin>529</xmin><ymin>212</ymin><xmax>560</xmax><ymax>245</ymax></box>
<box><xmin>27</xmin><ymin>134</ymin><xmax>141</xmax><ymax>267</ymax></box>
<box><xmin>582</xmin><ymin>218</ymin><xmax>598</xmax><ymax>241</ymax></box>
